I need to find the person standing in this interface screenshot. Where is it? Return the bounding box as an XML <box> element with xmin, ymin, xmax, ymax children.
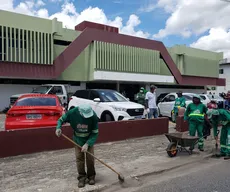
<box><xmin>224</xmin><ymin>91</ymin><xmax>230</xmax><ymax>110</ymax></box>
<box><xmin>136</xmin><ymin>87</ymin><xmax>146</xmax><ymax>106</ymax></box>
<box><xmin>55</xmin><ymin>104</ymin><xmax>99</xmax><ymax>188</ymax></box>
<box><xmin>184</xmin><ymin>95</ymin><xmax>208</xmax><ymax>151</ymax></box>
<box><xmin>207</xmin><ymin>109</ymin><xmax>230</xmax><ymax>159</ymax></box>
<box><xmin>145</xmin><ymin>85</ymin><xmax>158</xmax><ymax>119</ymax></box>
<box><xmin>173</xmin><ymin>91</ymin><xmax>186</xmax><ymax>122</ymax></box>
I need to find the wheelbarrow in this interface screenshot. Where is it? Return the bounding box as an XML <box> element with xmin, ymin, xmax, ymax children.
<box><xmin>165</xmin><ymin>132</ymin><xmax>200</xmax><ymax>157</ymax></box>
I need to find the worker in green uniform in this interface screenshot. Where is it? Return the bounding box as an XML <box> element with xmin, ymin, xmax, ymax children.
<box><xmin>173</xmin><ymin>91</ymin><xmax>186</xmax><ymax>122</ymax></box>
<box><xmin>55</xmin><ymin>104</ymin><xmax>99</xmax><ymax>188</ymax></box>
<box><xmin>136</xmin><ymin>87</ymin><xmax>146</xmax><ymax>105</ymax></box>
<box><xmin>184</xmin><ymin>95</ymin><xmax>208</xmax><ymax>151</ymax></box>
<box><xmin>207</xmin><ymin>109</ymin><xmax>230</xmax><ymax>159</ymax></box>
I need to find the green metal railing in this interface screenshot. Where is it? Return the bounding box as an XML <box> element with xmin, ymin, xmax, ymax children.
<box><xmin>0</xmin><ymin>25</ymin><xmax>53</xmax><ymax>64</ymax></box>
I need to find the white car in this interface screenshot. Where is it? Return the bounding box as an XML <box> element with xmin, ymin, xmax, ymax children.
<box><xmin>199</xmin><ymin>94</ymin><xmax>224</xmax><ymax>108</ymax></box>
<box><xmin>158</xmin><ymin>93</ymin><xmax>208</xmax><ymax>122</ymax></box>
<box><xmin>68</xmin><ymin>89</ymin><xmax>145</xmax><ymax>122</ymax></box>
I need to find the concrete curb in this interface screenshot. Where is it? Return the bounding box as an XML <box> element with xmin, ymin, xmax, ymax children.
<box><xmin>82</xmin><ymin>151</ymin><xmax>214</xmax><ymax>192</ymax></box>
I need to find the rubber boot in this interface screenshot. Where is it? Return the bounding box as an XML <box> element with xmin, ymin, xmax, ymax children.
<box><xmin>88</xmin><ymin>176</ymin><xmax>95</xmax><ymax>185</ymax></box>
<box><xmin>78</xmin><ymin>179</ymin><xmax>86</xmax><ymax>188</ymax></box>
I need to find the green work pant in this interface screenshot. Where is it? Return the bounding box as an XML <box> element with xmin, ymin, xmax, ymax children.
<box><xmin>220</xmin><ymin>124</ymin><xmax>230</xmax><ymax>156</ymax></box>
<box><xmin>189</xmin><ymin>120</ymin><xmax>204</xmax><ymax>149</ymax></box>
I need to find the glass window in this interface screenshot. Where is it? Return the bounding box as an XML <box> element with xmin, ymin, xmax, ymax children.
<box><xmin>31</xmin><ymin>86</ymin><xmax>52</xmax><ymax>94</ymax></box>
<box><xmin>15</xmin><ymin>97</ymin><xmax>56</xmax><ymax>106</ymax></box>
<box><xmin>97</xmin><ymin>90</ymin><xmax>128</xmax><ymax>102</ymax></box>
<box><xmin>51</xmin><ymin>86</ymin><xmax>63</xmax><ymax>95</ymax></box>
<box><xmin>73</xmin><ymin>90</ymin><xmax>90</xmax><ymax>99</ymax></box>
<box><xmin>207</xmin><ymin>94</ymin><xmax>221</xmax><ymax>100</ymax></box>
<box><xmin>219</xmin><ymin>69</ymin><xmax>224</xmax><ymax>74</ymax></box>
<box><xmin>200</xmin><ymin>95</ymin><xmax>206</xmax><ymax>100</ymax></box>
<box><xmin>168</xmin><ymin>95</ymin><xmax>175</xmax><ymax>102</ymax></box>
<box><xmin>89</xmin><ymin>91</ymin><xmax>100</xmax><ymax>100</ymax></box>
<box><xmin>162</xmin><ymin>95</ymin><xmax>170</xmax><ymax>102</ymax></box>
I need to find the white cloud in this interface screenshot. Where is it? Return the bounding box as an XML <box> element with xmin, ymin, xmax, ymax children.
<box><xmin>0</xmin><ymin>0</ymin><xmax>150</xmax><ymax>38</ymax></box>
<box><xmin>148</xmin><ymin>0</ymin><xmax>230</xmax><ymax>58</ymax></box>
<box><xmin>153</xmin><ymin>0</ymin><xmax>230</xmax><ymax>38</ymax></box>
<box><xmin>190</xmin><ymin>28</ymin><xmax>230</xmax><ymax>58</ymax></box>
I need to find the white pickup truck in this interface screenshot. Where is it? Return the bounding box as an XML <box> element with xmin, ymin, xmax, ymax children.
<box><xmin>9</xmin><ymin>84</ymin><xmax>73</xmax><ymax>108</ymax></box>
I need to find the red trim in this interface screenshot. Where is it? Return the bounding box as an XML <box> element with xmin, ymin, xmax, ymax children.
<box><xmin>0</xmin><ymin>27</ymin><xmax>226</xmax><ymax>86</ymax></box>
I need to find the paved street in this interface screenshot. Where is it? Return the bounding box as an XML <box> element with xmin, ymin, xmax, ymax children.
<box><xmin>126</xmin><ymin>158</ymin><xmax>230</xmax><ymax>192</ymax></box>
<box><xmin>0</xmin><ymin>128</ymin><xmax>216</xmax><ymax>192</ymax></box>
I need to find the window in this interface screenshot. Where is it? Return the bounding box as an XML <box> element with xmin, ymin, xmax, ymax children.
<box><xmin>168</xmin><ymin>95</ymin><xmax>175</xmax><ymax>102</ymax></box>
<box><xmin>16</xmin><ymin>97</ymin><xmax>56</xmax><ymax>106</ymax></box>
<box><xmin>183</xmin><ymin>95</ymin><xmax>192</xmax><ymax>101</ymax></box>
<box><xmin>89</xmin><ymin>91</ymin><xmax>100</xmax><ymax>100</ymax></box>
<box><xmin>73</xmin><ymin>90</ymin><xmax>90</xmax><ymax>99</ymax></box>
<box><xmin>54</xmin><ymin>39</ymin><xmax>71</xmax><ymax>46</ymax></box>
<box><xmin>97</xmin><ymin>90</ymin><xmax>128</xmax><ymax>102</ymax></box>
<box><xmin>162</xmin><ymin>95</ymin><xmax>170</xmax><ymax>102</ymax></box>
<box><xmin>219</xmin><ymin>69</ymin><xmax>224</xmax><ymax>74</ymax></box>
<box><xmin>200</xmin><ymin>95</ymin><xmax>206</xmax><ymax>100</ymax></box>
<box><xmin>32</xmin><ymin>86</ymin><xmax>52</xmax><ymax>94</ymax></box>
<box><xmin>52</xmin><ymin>86</ymin><xmax>63</xmax><ymax>95</ymax></box>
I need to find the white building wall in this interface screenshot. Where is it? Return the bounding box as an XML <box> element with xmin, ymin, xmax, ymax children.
<box><xmin>216</xmin><ymin>65</ymin><xmax>230</xmax><ymax>94</ymax></box>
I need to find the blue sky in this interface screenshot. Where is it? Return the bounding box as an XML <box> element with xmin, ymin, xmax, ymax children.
<box><xmin>2</xmin><ymin>0</ymin><xmax>230</xmax><ymax>57</ymax></box>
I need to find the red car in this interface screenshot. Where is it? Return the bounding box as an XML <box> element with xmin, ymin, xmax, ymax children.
<box><xmin>5</xmin><ymin>94</ymin><xmax>65</xmax><ymax>130</ymax></box>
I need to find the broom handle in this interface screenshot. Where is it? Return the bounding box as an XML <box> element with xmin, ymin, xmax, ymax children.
<box><xmin>61</xmin><ymin>134</ymin><xmax>120</xmax><ymax>175</ymax></box>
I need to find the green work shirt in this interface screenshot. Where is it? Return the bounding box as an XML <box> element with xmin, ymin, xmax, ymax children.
<box><xmin>137</xmin><ymin>92</ymin><xmax>146</xmax><ymax>105</ymax></box>
<box><xmin>210</xmin><ymin>109</ymin><xmax>230</xmax><ymax>137</ymax></box>
<box><xmin>56</xmin><ymin>107</ymin><xmax>99</xmax><ymax>147</ymax></box>
<box><xmin>184</xmin><ymin>103</ymin><xmax>207</xmax><ymax>122</ymax></box>
<box><xmin>174</xmin><ymin>97</ymin><xmax>186</xmax><ymax>113</ymax></box>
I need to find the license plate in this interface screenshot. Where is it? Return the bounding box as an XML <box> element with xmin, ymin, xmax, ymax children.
<box><xmin>26</xmin><ymin>114</ymin><xmax>42</xmax><ymax>120</ymax></box>
<box><xmin>135</xmin><ymin>115</ymin><xmax>143</xmax><ymax>120</ymax></box>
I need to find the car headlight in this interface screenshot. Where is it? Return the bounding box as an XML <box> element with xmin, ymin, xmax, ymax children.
<box><xmin>112</xmin><ymin>106</ymin><xmax>127</xmax><ymax>112</ymax></box>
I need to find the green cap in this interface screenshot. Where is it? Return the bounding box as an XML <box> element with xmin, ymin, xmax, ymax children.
<box><xmin>193</xmin><ymin>94</ymin><xmax>202</xmax><ymax>100</ymax></box>
<box><xmin>78</xmin><ymin>104</ymin><xmax>94</xmax><ymax>118</ymax></box>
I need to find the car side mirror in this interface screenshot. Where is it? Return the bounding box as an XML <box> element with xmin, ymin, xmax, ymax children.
<box><xmin>159</xmin><ymin>98</ymin><xmax>163</xmax><ymax>102</ymax></box>
<box><xmin>126</xmin><ymin>98</ymin><xmax>130</xmax><ymax>101</ymax></box>
<box><xmin>93</xmin><ymin>98</ymin><xmax>100</xmax><ymax>102</ymax></box>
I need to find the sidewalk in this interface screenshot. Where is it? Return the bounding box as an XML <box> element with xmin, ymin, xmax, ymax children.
<box><xmin>0</xmin><ymin>127</ymin><xmax>217</xmax><ymax>192</ymax></box>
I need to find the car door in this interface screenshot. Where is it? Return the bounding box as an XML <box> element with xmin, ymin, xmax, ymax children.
<box><xmin>165</xmin><ymin>94</ymin><xmax>176</xmax><ymax>117</ymax></box>
<box><xmin>52</xmin><ymin>86</ymin><xmax>65</xmax><ymax>104</ymax></box>
<box><xmin>158</xmin><ymin>95</ymin><xmax>170</xmax><ymax>116</ymax></box>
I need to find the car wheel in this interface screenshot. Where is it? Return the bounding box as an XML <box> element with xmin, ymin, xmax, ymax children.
<box><xmin>171</xmin><ymin>111</ymin><xmax>175</xmax><ymax>123</ymax></box>
<box><xmin>101</xmin><ymin>112</ymin><xmax>114</xmax><ymax>122</ymax></box>
<box><xmin>105</xmin><ymin>114</ymin><xmax>113</xmax><ymax>122</ymax></box>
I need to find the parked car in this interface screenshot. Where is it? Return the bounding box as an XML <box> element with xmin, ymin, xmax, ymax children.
<box><xmin>5</xmin><ymin>94</ymin><xmax>65</xmax><ymax>130</ymax></box>
<box><xmin>157</xmin><ymin>93</ymin><xmax>208</xmax><ymax>122</ymax></box>
<box><xmin>68</xmin><ymin>89</ymin><xmax>145</xmax><ymax>122</ymax></box>
<box><xmin>199</xmin><ymin>94</ymin><xmax>224</xmax><ymax>109</ymax></box>
<box><xmin>156</xmin><ymin>93</ymin><xmax>169</xmax><ymax>104</ymax></box>
<box><xmin>9</xmin><ymin>84</ymin><xmax>73</xmax><ymax>109</ymax></box>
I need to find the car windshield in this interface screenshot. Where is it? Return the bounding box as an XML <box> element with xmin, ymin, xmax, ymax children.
<box><xmin>207</xmin><ymin>94</ymin><xmax>221</xmax><ymax>100</ymax></box>
<box><xmin>98</xmin><ymin>90</ymin><xmax>128</xmax><ymax>102</ymax></box>
<box><xmin>15</xmin><ymin>97</ymin><xmax>56</xmax><ymax>106</ymax></box>
<box><xmin>183</xmin><ymin>94</ymin><xmax>204</xmax><ymax>101</ymax></box>
<box><xmin>31</xmin><ymin>86</ymin><xmax>52</xmax><ymax>94</ymax></box>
